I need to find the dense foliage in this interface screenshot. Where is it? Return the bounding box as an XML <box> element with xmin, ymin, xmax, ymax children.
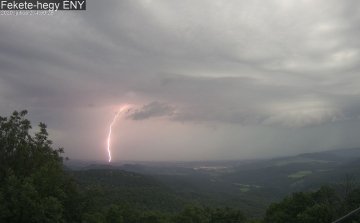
<box><xmin>0</xmin><ymin>111</ymin><xmax>102</xmax><ymax>222</ymax></box>
<box><xmin>263</xmin><ymin>185</ymin><xmax>360</xmax><ymax>223</ymax></box>
<box><xmin>72</xmin><ymin>169</ymin><xmax>270</xmax><ymax>217</ymax></box>
<box><xmin>1</xmin><ymin>110</ymin><xmax>360</xmax><ymax>222</ymax></box>
<box><xmin>100</xmin><ymin>203</ymin><xmax>248</xmax><ymax>223</ymax></box>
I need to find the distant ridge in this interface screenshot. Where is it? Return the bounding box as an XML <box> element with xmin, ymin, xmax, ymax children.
<box><xmin>323</xmin><ymin>147</ymin><xmax>360</xmax><ymax>158</ymax></box>
<box><xmin>80</xmin><ymin>164</ymin><xmax>118</xmax><ymax>170</ymax></box>
<box><xmin>298</xmin><ymin>152</ymin><xmax>345</xmax><ymax>162</ymax></box>
<box><xmin>65</xmin><ymin>163</ymin><xmax>148</xmax><ymax>173</ymax></box>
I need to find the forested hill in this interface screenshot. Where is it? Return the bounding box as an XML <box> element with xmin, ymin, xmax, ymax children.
<box><xmin>71</xmin><ymin>169</ymin><xmax>272</xmax><ymax>217</ymax></box>
<box><xmin>72</xmin><ymin>169</ymin><xmax>190</xmax><ymax>213</ymax></box>
<box><xmin>325</xmin><ymin>147</ymin><xmax>360</xmax><ymax>157</ymax></box>
<box><xmin>66</xmin><ymin>147</ymin><xmax>360</xmax><ymax>217</ymax></box>
<box><xmin>74</xmin><ymin>169</ymin><xmax>166</xmax><ymax>188</ymax></box>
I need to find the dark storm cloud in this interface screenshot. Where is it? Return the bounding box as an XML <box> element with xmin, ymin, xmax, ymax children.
<box><xmin>1</xmin><ymin>0</ymin><xmax>360</xmax><ymax>160</ymax></box>
<box><xmin>128</xmin><ymin>101</ymin><xmax>175</xmax><ymax>120</ymax></box>
<box><xmin>1</xmin><ymin>0</ymin><xmax>360</xmax><ymax>128</ymax></box>
<box><xmin>129</xmin><ymin>73</ymin><xmax>360</xmax><ymax>128</ymax></box>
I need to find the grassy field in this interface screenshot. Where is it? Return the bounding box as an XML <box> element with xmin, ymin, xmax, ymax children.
<box><xmin>234</xmin><ymin>183</ymin><xmax>261</xmax><ymax>192</ymax></box>
<box><xmin>287</xmin><ymin>171</ymin><xmax>312</xmax><ymax>178</ymax></box>
<box><xmin>290</xmin><ymin>179</ymin><xmax>305</xmax><ymax>187</ymax></box>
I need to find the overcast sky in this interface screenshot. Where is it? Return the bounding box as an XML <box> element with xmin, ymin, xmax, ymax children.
<box><xmin>1</xmin><ymin>0</ymin><xmax>360</xmax><ymax>161</ymax></box>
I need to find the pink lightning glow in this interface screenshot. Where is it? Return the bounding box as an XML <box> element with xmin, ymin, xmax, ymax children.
<box><xmin>107</xmin><ymin>109</ymin><xmax>123</xmax><ymax>162</ymax></box>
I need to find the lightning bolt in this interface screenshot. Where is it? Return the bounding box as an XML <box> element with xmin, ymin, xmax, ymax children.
<box><xmin>107</xmin><ymin>109</ymin><xmax>123</xmax><ymax>162</ymax></box>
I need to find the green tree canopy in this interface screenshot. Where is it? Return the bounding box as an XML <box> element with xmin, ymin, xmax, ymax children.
<box><xmin>264</xmin><ymin>186</ymin><xmax>342</xmax><ymax>223</ymax></box>
<box><xmin>0</xmin><ymin>110</ymin><xmax>67</xmax><ymax>222</ymax></box>
<box><xmin>0</xmin><ymin>110</ymin><xmax>93</xmax><ymax>223</ymax></box>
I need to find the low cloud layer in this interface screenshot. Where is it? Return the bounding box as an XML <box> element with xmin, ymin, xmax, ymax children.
<box><xmin>128</xmin><ymin>101</ymin><xmax>175</xmax><ymax>120</ymax></box>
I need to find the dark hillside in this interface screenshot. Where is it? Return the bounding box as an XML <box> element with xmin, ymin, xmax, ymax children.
<box><xmin>301</xmin><ymin>157</ymin><xmax>360</xmax><ymax>190</ymax></box>
<box><xmin>71</xmin><ymin>169</ymin><xmax>272</xmax><ymax>217</ymax></box>
<box><xmin>298</xmin><ymin>152</ymin><xmax>349</xmax><ymax>162</ymax></box>
<box><xmin>325</xmin><ymin>147</ymin><xmax>360</xmax><ymax>158</ymax></box>
<box><xmin>68</xmin><ymin>149</ymin><xmax>360</xmax><ymax>218</ymax></box>
<box><xmin>72</xmin><ymin>169</ymin><xmax>190</xmax><ymax>212</ymax></box>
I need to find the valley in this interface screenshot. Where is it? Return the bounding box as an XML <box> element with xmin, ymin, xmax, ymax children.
<box><xmin>65</xmin><ymin>147</ymin><xmax>360</xmax><ymax>218</ymax></box>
